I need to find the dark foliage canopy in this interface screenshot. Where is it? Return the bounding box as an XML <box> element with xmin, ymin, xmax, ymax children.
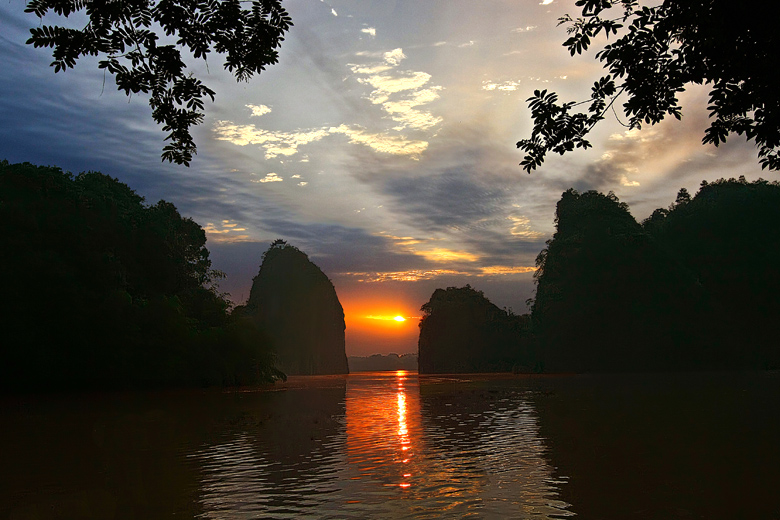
<box><xmin>0</xmin><ymin>160</ymin><xmax>284</xmax><ymax>391</ymax></box>
<box><xmin>517</xmin><ymin>0</ymin><xmax>779</xmax><ymax>173</ymax></box>
<box><xmin>531</xmin><ymin>179</ymin><xmax>780</xmax><ymax>372</ymax></box>
<box><xmin>25</xmin><ymin>0</ymin><xmax>292</xmax><ymax>166</ymax></box>
<box><xmin>418</xmin><ymin>285</ymin><xmax>534</xmax><ymax>374</ymax></box>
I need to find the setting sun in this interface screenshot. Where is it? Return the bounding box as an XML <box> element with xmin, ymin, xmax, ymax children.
<box><xmin>394</xmin><ymin>316</ymin><xmax>406</xmax><ymax>322</ymax></box>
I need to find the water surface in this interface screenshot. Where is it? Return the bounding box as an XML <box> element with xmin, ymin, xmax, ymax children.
<box><xmin>2</xmin><ymin>371</ymin><xmax>778</xmax><ymax>519</ymax></box>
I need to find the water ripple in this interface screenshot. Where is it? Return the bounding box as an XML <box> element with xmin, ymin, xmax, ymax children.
<box><xmin>193</xmin><ymin>372</ymin><xmax>572</xmax><ymax>519</ymax></box>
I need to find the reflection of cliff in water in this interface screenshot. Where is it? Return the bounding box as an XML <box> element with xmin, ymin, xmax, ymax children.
<box><xmin>417</xmin><ymin>375</ymin><xmax>572</xmax><ymax>518</ymax></box>
<box><xmin>0</xmin><ymin>390</ymin><xmax>237</xmax><ymax>519</ymax></box>
<box><xmin>340</xmin><ymin>372</ymin><xmax>571</xmax><ymax>518</ymax></box>
<box><xmin>195</xmin><ymin>373</ymin><xmax>572</xmax><ymax>519</ymax></box>
<box><xmin>194</xmin><ymin>376</ymin><xmax>348</xmax><ymax>518</ymax></box>
<box><xmin>531</xmin><ymin>372</ymin><xmax>780</xmax><ymax>520</ymax></box>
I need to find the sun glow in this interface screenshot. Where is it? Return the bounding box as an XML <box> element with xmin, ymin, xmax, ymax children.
<box><xmin>340</xmin><ymin>293</ymin><xmax>420</xmax><ymax>355</ymax></box>
<box><xmin>365</xmin><ymin>314</ymin><xmax>414</xmax><ymax>322</ymax></box>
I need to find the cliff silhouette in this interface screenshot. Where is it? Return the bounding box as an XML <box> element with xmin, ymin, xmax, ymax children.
<box><xmin>418</xmin><ymin>285</ymin><xmax>534</xmax><ymax>374</ymax></box>
<box><xmin>531</xmin><ymin>178</ymin><xmax>780</xmax><ymax>372</ymax></box>
<box><xmin>244</xmin><ymin>240</ymin><xmax>349</xmax><ymax>375</ymax></box>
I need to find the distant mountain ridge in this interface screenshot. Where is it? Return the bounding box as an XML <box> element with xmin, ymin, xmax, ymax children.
<box><xmin>349</xmin><ymin>353</ymin><xmax>417</xmax><ymax>372</ymax></box>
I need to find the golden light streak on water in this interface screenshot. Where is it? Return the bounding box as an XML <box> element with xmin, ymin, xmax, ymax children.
<box><xmin>396</xmin><ymin>370</ymin><xmax>412</xmax><ymax>488</ymax></box>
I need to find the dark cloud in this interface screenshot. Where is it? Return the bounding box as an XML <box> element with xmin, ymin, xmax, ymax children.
<box><xmin>383</xmin><ymin>168</ymin><xmax>508</xmax><ymax>231</ymax></box>
<box><xmin>337</xmin><ymin>122</ymin><xmax>552</xmax><ymax>267</ymax></box>
<box><xmin>251</xmin><ymin>218</ymin><xmax>430</xmax><ymax>273</ymax></box>
<box><xmin>207</xmin><ymin>225</ymin><xmax>431</xmax><ymax>305</ymax></box>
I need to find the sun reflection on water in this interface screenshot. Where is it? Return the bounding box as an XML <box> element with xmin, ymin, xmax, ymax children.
<box><xmin>345</xmin><ymin>370</ymin><xmax>423</xmax><ymax>493</ymax></box>
<box><xmin>192</xmin><ymin>372</ymin><xmax>574</xmax><ymax>518</ymax></box>
<box><xmin>396</xmin><ymin>370</ymin><xmax>412</xmax><ymax>488</ymax></box>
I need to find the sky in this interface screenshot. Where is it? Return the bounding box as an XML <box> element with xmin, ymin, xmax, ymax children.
<box><xmin>0</xmin><ymin>0</ymin><xmax>771</xmax><ymax>356</ymax></box>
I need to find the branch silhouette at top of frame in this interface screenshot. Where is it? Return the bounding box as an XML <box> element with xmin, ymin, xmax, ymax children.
<box><xmin>26</xmin><ymin>0</ymin><xmax>292</xmax><ymax>166</ymax></box>
<box><xmin>517</xmin><ymin>0</ymin><xmax>779</xmax><ymax>173</ymax></box>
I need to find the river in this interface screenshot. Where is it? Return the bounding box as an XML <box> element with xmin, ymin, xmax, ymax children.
<box><xmin>1</xmin><ymin>371</ymin><xmax>778</xmax><ymax>519</ymax></box>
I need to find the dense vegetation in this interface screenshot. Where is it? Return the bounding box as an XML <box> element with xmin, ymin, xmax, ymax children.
<box><xmin>532</xmin><ymin>177</ymin><xmax>780</xmax><ymax>372</ymax></box>
<box><xmin>417</xmin><ymin>286</ymin><xmax>535</xmax><ymax>374</ymax></box>
<box><xmin>0</xmin><ymin>160</ymin><xmax>284</xmax><ymax>391</ymax></box>
<box><xmin>418</xmin><ymin>178</ymin><xmax>780</xmax><ymax>374</ymax></box>
<box><xmin>239</xmin><ymin>240</ymin><xmax>349</xmax><ymax>375</ymax></box>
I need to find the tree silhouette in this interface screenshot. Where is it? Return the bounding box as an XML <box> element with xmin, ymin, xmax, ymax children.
<box><xmin>25</xmin><ymin>0</ymin><xmax>292</xmax><ymax>166</ymax></box>
<box><xmin>644</xmin><ymin>177</ymin><xmax>780</xmax><ymax>369</ymax></box>
<box><xmin>418</xmin><ymin>285</ymin><xmax>534</xmax><ymax>374</ymax></box>
<box><xmin>517</xmin><ymin>0</ymin><xmax>779</xmax><ymax>173</ymax></box>
<box><xmin>0</xmin><ymin>160</ymin><xmax>283</xmax><ymax>391</ymax></box>
<box><xmin>531</xmin><ymin>189</ymin><xmax>703</xmax><ymax>372</ymax></box>
<box><xmin>531</xmin><ymin>181</ymin><xmax>780</xmax><ymax>372</ymax></box>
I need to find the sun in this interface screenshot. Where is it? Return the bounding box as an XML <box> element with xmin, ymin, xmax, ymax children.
<box><xmin>394</xmin><ymin>315</ymin><xmax>406</xmax><ymax>322</ymax></box>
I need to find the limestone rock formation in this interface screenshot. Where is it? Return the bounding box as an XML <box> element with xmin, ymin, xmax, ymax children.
<box><xmin>418</xmin><ymin>285</ymin><xmax>534</xmax><ymax>374</ymax></box>
<box><xmin>246</xmin><ymin>240</ymin><xmax>349</xmax><ymax>375</ymax></box>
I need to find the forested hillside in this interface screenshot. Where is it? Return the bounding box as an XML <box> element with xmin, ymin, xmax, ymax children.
<box><xmin>0</xmin><ymin>161</ymin><xmax>284</xmax><ymax>391</ymax></box>
<box><xmin>531</xmin><ymin>178</ymin><xmax>780</xmax><ymax>372</ymax></box>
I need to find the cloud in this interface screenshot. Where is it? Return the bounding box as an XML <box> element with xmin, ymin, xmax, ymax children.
<box><xmin>346</xmin><ymin>49</ymin><xmax>444</xmax><ymax>133</ymax></box>
<box><xmin>348</xmin><ymin>122</ymin><xmax>554</xmax><ymax>274</ymax></box>
<box><xmin>337</xmin><ymin>264</ymin><xmax>537</xmax><ymax>283</ymax></box>
<box><xmin>338</xmin><ymin>269</ymin><xmax>469</xmax><ymax>282</ymax></box>
<box><xmin>246</xmin><ymin>104</ymin><xmax>271</xmax><ymax>117</ymax></box>
<box><xmin>375</xmin><ymin>233</ymin><xmax>423</xmax><ymax>247</ymax></box>
<box><xmin>482</xmin><ymin>80</ymin><xmax>522</xmax><ymax>92</ymax></box>
<box><xmin>381</xmin><ymin>169</ymin><xmax>510</xmax><ymax>233</ymax></box>
<box><xmin>204</xmin><ymin>220</ymin><xmax>251</xmax><ymax>243</ymax></box>
<box><xmin>512</xmin><ymin>26</ymin><xmax>538</xmax><ymax>33</ymax></box>
<box><xmin>414</xmin><ymin>248</ymin><xmax>481</xmax><ymax>263</ymax></box>
<box><xmin>357</xmin><ymin>71</ymin><xmax>433</xmax><ymax>104</ymax></box>
<box><xmin>253</xmin><ymin>173</ymin><xmax>283</xmax><ymax>183</ymax></box>
<box><xmin>380</xmin><ymin>88</ymin><xmax>444</xmax><ymax>130</ymax></box>
<box><xmin>212</xmin><ymin>122</ymin><xmax>330</xmax><ymax>159</ymax></box>
<box><xmin>213</xmin><ymin>47</ymin><xmax>439</xmax><ymax>160</ymax></box>
<box><xmin>374</xmin><ymin>234</ymin><xmax>482</xmax><ymax>265</ymax></box>
<box><xmin>383</xmin><ymin>48</ymin><xmax>406</xmax><ymax>66</ymax></box>
<box><xmin>330</xmin><ymin>124</ymin><xmax>429</xmax><ymax>157</ymax></box>
<box><xmin>620</xmin><ymin>175</ymin><xmax>641</xmax><ymax>187</ymax></box>
<box><xmin>361</xmin><ymin>27</ymin><xmax>376</xmax><ymax>38</ymax></box>
<box><xmin>213</xmin><ymin>119</ymin><xmax>429</xmax><ymax>159</ymax></box>
<box><xmin>479</xmin><ymin>266</ymin><xmax>537</xmax><ymax>275</ymax></box>
<box><xmin>507</xmin><ymin>215</ymin><xmax>545</xmax><ymax>239</ymax></box>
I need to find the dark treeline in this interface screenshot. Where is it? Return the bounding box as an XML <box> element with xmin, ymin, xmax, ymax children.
<box><xmin>418</xmin><ymin>286</ymin><xmax>535</xmax><ymax>374</ymax></box>
<box><xmin>0</xmin><ymin>161</ymin><xmax>284</xmax><ymax>391</ymax></box>
<box><xmin>532</xmin><ymin>177</ymin><xmax>780</xmax><ymax>372</ymax></box>
<box><xmin>419</xmin><ymin>177</ymin><xmax>780</xmax><ymax>374</ymax></box>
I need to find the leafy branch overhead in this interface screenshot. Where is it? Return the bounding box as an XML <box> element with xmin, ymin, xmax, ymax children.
<box><xmin>26</xmin><ymin>0</ymin><xmax>293</xmax><ymax>166</ymax></box>
<box><xmin>517</xmin><ymin>0</ymin><xmax>779</xmax><ymax>173</ymax></box>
